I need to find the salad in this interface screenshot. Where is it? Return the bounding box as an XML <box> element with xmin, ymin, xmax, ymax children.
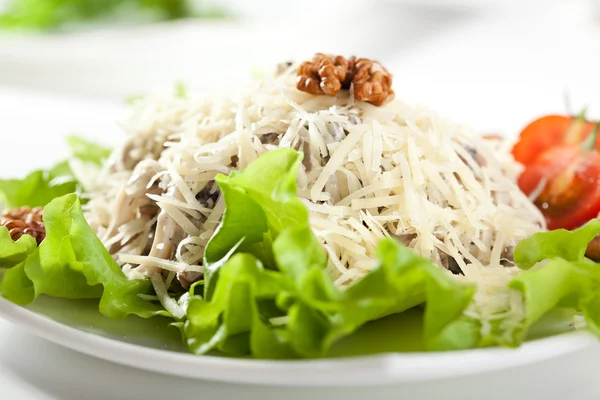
<box><xmin>1</xmin><ymin>53</ymin><xmax>600</xmax><ymax>359</ymax></box>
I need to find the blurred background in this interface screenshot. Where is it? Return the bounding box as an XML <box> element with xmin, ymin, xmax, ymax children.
<box><xmin>1</xmin><ymin>0</ymin><xmax>599</xmax><ymax>138</ymax></box>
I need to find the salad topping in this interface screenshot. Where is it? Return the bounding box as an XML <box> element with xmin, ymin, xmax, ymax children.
<box><xmin>518</xmin><ymin>123</ymin><xmax>600</xmax><ymax>230</ymax></box>
<box><xmin>296</xmin><ymin>53</ymin><xmax>394</xmax><ymax>106</ymax></box>
<box><xmin>512</xmin><ymin>111</ymin><xmax>600</xmax><ymax>233</ymax></box>
<box><xmin>512</xmin><ymin>112</ymin><xmax>596</xmax><ymax>166</ymax></box>
<box><xmin>1</xmin><ymin>206</ymin><xmax>45</xmax><ymax>245</ymax></box>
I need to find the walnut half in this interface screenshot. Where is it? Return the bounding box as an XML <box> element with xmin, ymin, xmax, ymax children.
<box><xmin>296</xmin><ymin>53</ymin><xmax>354</xmax><ymax>96</ymax></box>
<box><xmin>296</xmin><ymin>53</ymin><xmax>394</xmax><ymax>106</ymax></box>
<box><xmin>1</xmin><ymin>206</ymin><xmax>45</xmax><ymax>245</ymax></box>
<box><xmin>352</xmin><ymin>58</ymin><xmax>395</xmax><ymax>107</ymax></box>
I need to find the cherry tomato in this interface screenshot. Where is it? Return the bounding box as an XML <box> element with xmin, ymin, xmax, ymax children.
<box><xmin>517</xmin><ymin>145</ymin><xmax>600</xmax><ymax>230</ymax></box>
<box><xmin>512</xmin><ymin>115</ymin><xmax>596</xmax><ymax>166</ymax></box>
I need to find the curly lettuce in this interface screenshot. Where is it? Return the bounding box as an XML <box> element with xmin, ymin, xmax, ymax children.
<box><xmin>0</xmin><ymin>228</ymin><xmax>37</xmax><ymax>268</ymax></box>
<box><xmin>509</xmin><ymin>220</ymin><xmax>600</xmax><ymax>336</ymax></box>
<box><xmin>0</xmin><ymin>136</ymin><xmax>109</xmax><ymax>208</ymax></box>
<box><xmin>0</xmin><ymin>194</ymin><xmax>168</xmax><ymax>319</ymax></box>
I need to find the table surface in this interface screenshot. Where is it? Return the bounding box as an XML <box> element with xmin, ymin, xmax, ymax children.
<box><xmin>2</xmin><ymin>1</ymin><xmax>600</xmax><ymax>398</ymax></box>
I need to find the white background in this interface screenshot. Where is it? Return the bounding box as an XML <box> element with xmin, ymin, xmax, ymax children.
<box><xmin>2</xmin><ymin>0</ymin><xmax>600</xmax><ymax>398</ymax></box>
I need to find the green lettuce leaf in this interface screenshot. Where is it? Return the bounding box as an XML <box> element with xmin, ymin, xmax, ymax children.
<box><xmin>0</xmin><ymin>136</ymin><xmax>110</xmax><ymax>208</ymax></box>
<box><xmin>0</xmin><ymin>227</ymin><xmax>37</xmax><ymax>268</ymax></box>
<box><xmin>0</xmin><ymin>166</ymin><xmax>78</xmax><ymax>208</ymax></box>
<box><xmin>183</xmin><ymin>253</ymin><xmax>296</xmax><ymax>358</ymax></box>
<box><xmin>175</xmin><ymin>81</ymin><xmax>187</xmax><ymax>99</ymax></box>
<box><xmin>0</xmin><ymin>194</ymin><xmax>168</xmax><ymax>319</ymax></box>
<box><xmin>0</xmin><ymin>0</ymin><xmax>209</xmax><ymax>31</ymax></box>
<box><xmin>507</xmin><ymin>220</ymin><xmax>600</xmax><ymax>340</ymax></box>
<box><xmin>510</xmin><ymin>259</ymin><xmax>596</xmax><ymax>325</ymax></box>
<box><xmin>185</xmin><ymin>148</ymin><xmax>477</xmax><ymax>358</ymax></box>
<box><xmin>513</xmin><ymin>219</ymin><xmax>600</xmax><ymax>269</ymax></box>
<box><xmin>276</xmin><ymin>229</ymin><xmax>476</xmax><ymax>356</ymax></box>
<box><xmin>65</xmin><ymin>136</ymin><xmax>111</xmax><ymax>166</ymax></box>
<box><xmin>203</xmin><ymin>149</ymin><xmax>304</xmax><ymax>298</ymax></box>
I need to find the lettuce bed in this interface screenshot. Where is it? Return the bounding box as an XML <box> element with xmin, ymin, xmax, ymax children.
<box><xmin>1</xmin><ymin>147</ymin><xmax>600</xmax><ymax>359</ymax></box>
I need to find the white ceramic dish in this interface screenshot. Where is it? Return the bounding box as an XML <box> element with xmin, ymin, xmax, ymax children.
<box><xmin>0</xmin><ymin>294</ymin><xmax>595</xmax><ymax>386</ymax></box>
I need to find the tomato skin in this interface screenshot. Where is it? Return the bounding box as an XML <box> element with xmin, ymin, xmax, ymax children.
<box><xmin>517</xmin><ymin>145</ymin><xmax>600</xmax><ymax>230</ymax></box>
<box><xmin>512</xmin><ymin>115</ymin><xmax>595</xmax><ymax>166</ymax></box>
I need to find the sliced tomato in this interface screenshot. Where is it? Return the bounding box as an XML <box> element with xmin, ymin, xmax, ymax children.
<box><xmin>511</xmin><ymin>115</ymin><xmax>596</xmax><ymax>166</ymax></box>
<box><xmin>518</xmin><ymin>145</ymin><xmax>600</xmax><ymax>230</ymax></box>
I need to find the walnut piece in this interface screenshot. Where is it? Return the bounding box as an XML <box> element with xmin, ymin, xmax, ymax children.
<box><xmin>296</xmin><ymin>53</ymin><xmax>354</xmax><ymax>96</ymax></box>
<box><xmin>1</xmin><ymin>206</ymin><xmax>45</xmax><ymax>245</ymax></box>
<box><xmin>586</xmin><ymin>233</ymin><xmax>600</xmax><ymax>260</ymax></box>
<box><xmin>296</xmin><ymin>53</ymin><xmax>393</xmax><ymax>106</ymax></box>
<box><xmin>352</xmin><ymin>58</ymin><xmax>394</xmax><ymax>106</ymax></box>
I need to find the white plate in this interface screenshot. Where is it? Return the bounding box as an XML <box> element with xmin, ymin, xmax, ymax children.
<box><xmin>0</xmin><ymin>289</ymin><xmax>595</xmax><ymax>386</ymax></box>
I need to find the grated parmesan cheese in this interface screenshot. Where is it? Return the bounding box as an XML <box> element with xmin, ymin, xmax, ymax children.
<box><xmin>83</xmin><ymin>66</ymin><xmax>545</xmax><ymax>331</ymax></box>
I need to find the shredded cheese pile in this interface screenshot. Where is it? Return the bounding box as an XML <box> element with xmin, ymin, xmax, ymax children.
<box><xmin>84</xmin><ymin>67</ymin><xmax>545</xmax><ymax>324</ymax></box>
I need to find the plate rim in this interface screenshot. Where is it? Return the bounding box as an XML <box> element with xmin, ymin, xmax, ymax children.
<box><xmin>0</xmin><ymin>297</ymin><xmax>594</xmax><ymax>386</ymax></box>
